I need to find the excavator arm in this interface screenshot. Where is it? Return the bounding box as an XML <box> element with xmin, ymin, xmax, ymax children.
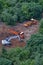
<box><xmin>2</xmin><ymin>29</ymin><xmax>24</xmax><ymax>45</ymax></box>
<box><xmin>8</xmin><ymin>29</ymin><xmax>19</xmax><ymax>35</ymax></box>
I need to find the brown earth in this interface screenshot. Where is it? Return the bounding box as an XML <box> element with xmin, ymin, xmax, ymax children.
<box><xmin>0</xmin><ymin>21</ymin><xmax>39</xmax><ymax>48</ymax></box>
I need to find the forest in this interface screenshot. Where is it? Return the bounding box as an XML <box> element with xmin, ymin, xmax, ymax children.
<box><xmin>0</xmin><ymin>0</ymin><xmax>43</xmax><ymax>65</ymax></box>
<box><xmin>0</xmin><ymin>0</ymin><xmax>43</xmax><ymax>25</ymax></box>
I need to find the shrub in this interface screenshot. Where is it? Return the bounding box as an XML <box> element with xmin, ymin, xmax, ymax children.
<box><xmin>40</xmin><ymin>18</ymin><xmax>43</xmax><ymax>28</ymax></box>
<box><xmin>20</xmin><ymin>59</ymin><xmax>35</xmax><ymax>65</ymax></box>
<box><xmin>0</xmin><ymin>1</ymin><xmax>43</xmax><ymax>25</ymax></box>
<box><xmin>19</xmin><ymin>49</ymin><xmax>30</xmax><ymax>61</ymax></box>
<box><xmin>34</xmin><ymin>55</ymin><xmax>43</xmax><ymax>65</ymax></box>
<box><xmin>0</xmin><ymin>0</ymin><xmax>3</xmax><ymax>13</ymax></box>
<box><xmin>7</xmin><ymin>47</ymin><xmax>22</xmax><ymax>62</ymax></box>
<box><xmin>1</xmin><ymin>47</ymin><xmax>8</xmax><ymax>58</ymax></box>
<box><xmin>27</xmin><ymin>34</ymin><xmax>43</xmax><ymax>53</ymax></box>
<box><xmin>1</xmin><ymin>11</ymin><xmax>17</xmax><ymax>25</ymax></box>
<box><xmin>21</xmin><ymin>2</ymin><xmax>42</xmax><ymax>21</ymax></box>
<box><xmin>39</xmin><ymin>18</ymin><xmax>43</xmax><ymax>34</ymax></box>
<box><xmin>39</xmin><ymin>0</ymin><xmax>43</xmax><ymax>10</ymax></box>
<box><xmin>0</xmin><ymin>57</ymin><xmax>13</xmax><ymax>65</ymax></box>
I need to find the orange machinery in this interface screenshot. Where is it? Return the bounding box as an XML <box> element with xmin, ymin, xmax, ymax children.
<box><xmin>8</xmin><ymin>29</ymin><xmax>24</xmax><ymax>39</ymax></box>
<box><xmin>24</xmin><ymin>21</ymin><xmax>32</xmax><ymax>27</ymax></box>
<box><xmin>24</xmin><ymin>19</ymin><xmax>37</xmax><ymax>27</ymax></box>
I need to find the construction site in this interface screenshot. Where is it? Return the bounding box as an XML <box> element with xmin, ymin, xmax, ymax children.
<box><xmin>0</xmin><ymin>19</ymin><xmax>39</xmax><ymax>48</ymax></box>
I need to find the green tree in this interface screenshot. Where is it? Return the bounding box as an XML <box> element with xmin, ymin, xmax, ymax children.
<box><xmin>39</xmin><ymin>18</ymin><xmax>43</xmax><ymax>34</ymax></box>
<box><xmin>27</xmin><ymin>34</ymin><xmax>43</xmax><ymax>53</ymax></box>
<box><xmin>19</xmin><ymin>49</ymin><xmax>30</xmax><ymax>61</ymax></box>
<box><xmin>0</xmin><ymin>57</ymin><xmax>13</xmax><ymax>65</ymax></box>
<box><xmin>1</xmin><ymin>47</ymin><xmax>8</xmax><ymax>58</ymax></box>
<box><xmin>39</xmin><ymin>0</ymin><xmax>43</xmax><ymax>9</ymax></box>
<box><xmin>21</xmin><ymin>2</ymin><xmax>42</xmax><ymax>21</ymax></box>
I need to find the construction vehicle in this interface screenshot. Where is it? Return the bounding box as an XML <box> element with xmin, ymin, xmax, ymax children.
<box><xmin>8</xmin><ymin>29</ymin><xmax>24</xmax><ymax>39</ymax></box>
<box><xmin>24</xmin><ymin>21</ymin><xmax>32</xmax><ymax>27</ymax></box>
<box><xmin>31</xmin><ymin>18</ymin><xmax>37</xmax><ymax>25</ymax></box>
<box><xmin>24</xmin><ymin>18</ymin><xmax>37</xmax><ymax>27</ymax></box>
<box><xmin>2</xmin><ymin>29</ymin><xmax>24</xmax><ymax>45</ymax></box>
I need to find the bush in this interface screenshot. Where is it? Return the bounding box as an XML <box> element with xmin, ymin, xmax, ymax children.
<box><xmin>0</xmin><ymin>1</ymin><xmax>3</xmax><ymax>9</ymax></box>
<box><xmin>20</xmin><ymin>59</ymin><xmax>35</xmax><ymax>65</ymax></box>
<box><xmin>27</xmin><ymin>34</ymin><xmax>43</xmax><ymax>53</ymax></box>
<box><xmin>0</xmin><ymin>0</ymin><xmax>3</xmax><ymax>13</ymax></box>
<box><xmin>0</xmin><ymin>57</ymin><xmax>13</xmax><ymax>65</ymax></box>
<box><xmin>39</xmin><ymin>18</ymin><xmax>43</xmax><ymax>34</ymax></box>
<box><xmin>34</xmin><ymin>54</ymin><xmax>43</xmax><ymax>65</ymax></box>
<box><xmin>39</xmin><ymin>0</ymin><xmax>43</xmax><ymax>9</ymax></box>
<box><xmin>1</xmin><ymin>38</ymin><xmax>43</xmax><ymax>65</ymax></box>
<box><xmin>19</xmin><ymin>49</ymin><xmax>30</xmax><ymax>61</ymax></box>
<box><xmin>0</xmin><ymin>0</ymin><xmax>43</xmax><ymax>25</ymax></box>
<box><xmin>27</xmin><ymin>33</ymin><xmax>43</xmax><ymax>45</ymax></box>
<box><xmin>18</xmin><ymin>0</ymin><xmax>38</xmax><ymax>3</ymax></box>
<box><xmin>7</xmin><ymin>47</ymin><xmax>22</xmax><ymax>62</ymax></box>
<box><xmin>40</xmin><ymin>18</ymin><xmax>43</xmax><ymax>28</ymax></box>
<box><xmin>26</xmin><ymin>33</ymin><xmax>43</xmax><ymax>60</ymax></box>
<box><xmin>1</xmin><ymin>47</ymin><xmax>8</xmax><ymax>58</ymax></box>
<box><xmin>21</xmin><ymin>2</ymin><xmax>42</xmax><ymax>21</ymax></box>
<box><xmin>1</xmin><ymin>11</ymin><xmax>17</xmax><ymax>25</ymax></box>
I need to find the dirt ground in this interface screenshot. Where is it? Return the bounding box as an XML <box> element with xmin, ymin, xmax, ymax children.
<box><xmin>0</xmin><ymin>21</ymin><xmax>39</xmax><ymax>48</ymax></box>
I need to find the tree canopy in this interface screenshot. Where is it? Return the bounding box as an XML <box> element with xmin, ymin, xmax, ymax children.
<box><xmin>0</xmin><ymin>0</ymin><xmax>43</xmax><ymax>25</ymax></box>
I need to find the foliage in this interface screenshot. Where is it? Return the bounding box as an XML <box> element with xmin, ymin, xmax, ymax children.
<box><xmin>0</xmin><ymin>33</ymin><xmax>43</xmax><ymax>65</ymax></box>
<box><xmin>19</xmin><ymin>49</ymin><xmax>30</xmax><ymax>61</ymax></box>
<box><xmin>27</xmin><ymin>34</ymin><xmax>43</xmax><ymax>50</ymax></box>
<box><xmin>39</xmin><ymin>18</ymin><xmax>43</xmax><ymax>34</ymax></box>
<box><xmin>0</xmin><ymin>0</ymin><xmax>43</xmax><ymax>25</ymax></box>
<box><xmin>27</xmin><ymin>34</ymin><xmax>43</xmax><ymax>58</ymax></box>
<box><xmin>1</xmin><ymin>10</ymin><xmax>17</xmax><ymax>25</ymax></box>
<box><xmin>38</xmin><ymin>0</ymin><xmax>43</xmax><ymax>9</ymax></box>
<box><xmin>4</xmin><ymin>47</ymin><xmax>22</xmax><ymax>62</ymax></box>
<box><xmin>20</xmin><ymin>59</ymin><xmax>37</xmax><ymax>65</ymax></box>
<box><xmin>0</xmin><ymin>57</ymin><xmax>13</xmax><ymax>65</ymax></box>
<box><xmin>21</xmin><ymin>2</ymin><xmax>42</xmax><ymax>20</ymax></box>
<box><xmin>40</xmin><ymin>18</ymin><xmax>43</xmax><ymax>28</ymax></box>
<box><xmin>0</xmin><ymin>0</ymin><xmax>43</xmax><ymax>65</ymax></box>
<box><xmin>0</xmin><ymin>1</ymin><xmax>3</xmax><ymax>10</ymax></box>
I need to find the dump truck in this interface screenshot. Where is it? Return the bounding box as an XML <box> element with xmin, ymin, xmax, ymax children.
<box><xmin>24</xmin><ymin>21</ymin><xmax>32</xmax><ymax>27</ymax></box>
<box><xmin>24</xmin><ymin>18</ymin><xmax>37</xmax><ymax>27</ymax></box>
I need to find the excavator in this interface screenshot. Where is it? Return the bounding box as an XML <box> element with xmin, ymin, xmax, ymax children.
<box><xmin>2</xmin><ymin>29</ymin><xmax>24</xmax><ymax>45</ymax></box>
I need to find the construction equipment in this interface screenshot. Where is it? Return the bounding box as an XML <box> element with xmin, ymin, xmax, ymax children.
<box><xmin>8</xmin><ymin>29</ymin><xmax>24</xmax><ymax>39</ymax></box>
<box><xmin>2</xmin><ymin>29</ymin><xmax>24</xmax><ymax>45</ymax></box>
<box><xmin>24</xmin><ymin>21</ymin><xmax>32</xmax><ymax>27</ymax></box>
<box><xmin>2</xmin><ymin>38</ymin><xmax>11</xmax><ymax>45</ymax></box>
<box><xmin>24</xmin><ymin>18</ymin><xmax>37</xmax><ymax>27</ymax></box>
<box><xmin>2</xmin><ymin>35</ymin><xmax>20</xmax><ymax>45</ymax></box>
<box><xmin>31</xmin><ymin>18</ymin><xmax>37</xmax><ymax>25</ymax></box>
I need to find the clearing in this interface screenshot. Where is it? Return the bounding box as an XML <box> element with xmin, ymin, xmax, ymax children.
<box><xmin>0</xmin><ymin>21</ymin><xmax>39</xmax><ymax>48</ymax></box>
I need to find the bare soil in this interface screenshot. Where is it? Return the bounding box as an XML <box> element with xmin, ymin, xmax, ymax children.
<box><xmin>0</xmin><ymin>21</ymin><xmax>39</xmax><ymax>48</ymax></box>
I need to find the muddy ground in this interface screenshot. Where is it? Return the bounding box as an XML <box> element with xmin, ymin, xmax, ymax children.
<box><xmin>0</xmin><ymin>21</ymin><xmax>39</xmax><ymax>48</ymax></box>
